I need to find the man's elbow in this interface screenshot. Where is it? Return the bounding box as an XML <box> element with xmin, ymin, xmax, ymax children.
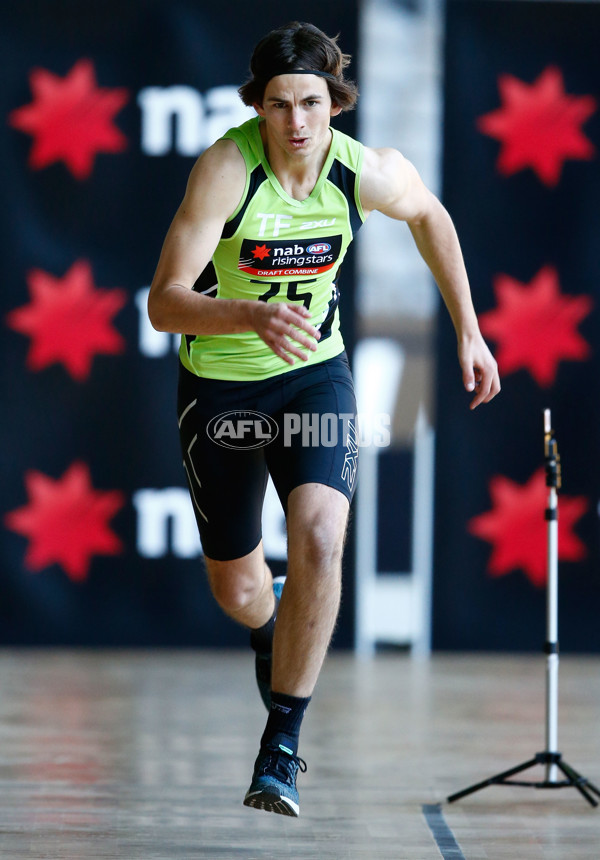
<box><xmin>147</xmin><ymin>290</ymin><xmax>172</xmax><ymax>332</ymax></box>
<box><xmin>408</xmin><ymin>193</ymin><xmax>448</xmax><ymax>232</ymax></box>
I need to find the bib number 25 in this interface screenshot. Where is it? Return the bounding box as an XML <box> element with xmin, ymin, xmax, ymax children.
<box><xmin>255</xmin><ymin>279</ymin><xmax>316</xmax><ymax>311</ymax></box>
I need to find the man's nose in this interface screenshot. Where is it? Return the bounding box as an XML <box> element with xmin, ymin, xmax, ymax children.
<box><xmin>288</xmin><ymin>108</ymin><xmax>304</xmax><ymax>131</ymax></box>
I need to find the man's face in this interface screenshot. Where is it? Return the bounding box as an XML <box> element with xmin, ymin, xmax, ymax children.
<box><xmin>255</xmin><ymin>74</ymin><xmax>342</xmax><ymax>160</ymax></box>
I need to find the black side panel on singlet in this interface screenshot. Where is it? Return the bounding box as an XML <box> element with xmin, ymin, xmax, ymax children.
<box><xmin>220</xmin><ymin>164</ymin><xmax>269</xmax><ymax>240</ymax></box>
<box><xmin>326</xmin><ymin>160</ymin><xmax>363</xmax><ymax>236</ymax></box>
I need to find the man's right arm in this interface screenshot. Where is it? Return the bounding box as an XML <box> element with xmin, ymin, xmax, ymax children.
<box><xmin>148</xmin><ymin>138</ymin><xmax>250</xmax><ymax>334</ymax></box>
<box><xmin>147</xmin><ymin>139</ymin><xmax>320</xmax><ymax>365</ymax></box>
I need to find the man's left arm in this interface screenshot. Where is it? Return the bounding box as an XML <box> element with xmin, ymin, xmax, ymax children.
<box><xmin>360</xmin><ymin>147</ymin><xmax>500</xmax><ymax>410</ymax></box>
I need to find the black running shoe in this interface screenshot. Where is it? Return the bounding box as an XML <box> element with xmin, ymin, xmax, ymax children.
<box><xmin>243</xmin><ymin>742</ymin><xmax>307</xmax><ymax>816</ymax></box>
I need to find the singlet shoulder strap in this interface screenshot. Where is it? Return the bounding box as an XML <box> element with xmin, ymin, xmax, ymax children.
<box><xmin>220</xmin><ymin>118</ymin><xmax>268</xmax><ymax>239</ymax></box>
<box><xmin>327</xmin><ymin>128</ymin><xmax>366</xmax><ymax>234</ymax></box>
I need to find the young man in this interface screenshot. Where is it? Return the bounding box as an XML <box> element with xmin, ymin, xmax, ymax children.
<box><xmin>148</xmin><ymin>22</ymin><xmax>500</xmax><ymax>817</ymax></box>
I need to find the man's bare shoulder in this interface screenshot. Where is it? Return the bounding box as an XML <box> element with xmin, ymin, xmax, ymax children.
<box><xmin>196</xmin><ymin>136</ymin><xmax>246</xmax><ymax>174</ymax></box>
<box><xmin>182</xmin><ymin>137</ymin><xmax>247</xmax><ymax>220</ymax></box>
<box><xmin>359</xmin><ymin>146</ymin><xmax>409</xmax><ymax>215</ymax></box>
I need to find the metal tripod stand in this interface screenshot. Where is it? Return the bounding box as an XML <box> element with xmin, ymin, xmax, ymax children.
<box><xmin>447</xmin><ymin>409</ymin><xmax>600</xmax><ymax>807</ymax></box>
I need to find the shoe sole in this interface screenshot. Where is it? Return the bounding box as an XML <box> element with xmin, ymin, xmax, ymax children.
<box><xmin>243</xmin><ymin>789</ymin><xmax>299</xmax><ymax>817</ymax></box>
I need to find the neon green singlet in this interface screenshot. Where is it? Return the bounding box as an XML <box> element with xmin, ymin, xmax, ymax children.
<box><xmin>179</xmin><ymin>116</ymin><xmax>365</xmax><ymax>381</ymax></box>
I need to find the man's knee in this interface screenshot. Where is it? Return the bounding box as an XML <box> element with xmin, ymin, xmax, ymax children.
<box><xmin>291</xmin><ymin>517</ymin><xmax>346</xmax><ymax>572</ymax></box>
<box><xmin>205</xmin><ymin>556</ymin><xmax>267</xmax><ymax>615</ymax></box>
<box><xmin>287</xmin><ymin>485</ymin><xmax>349</xmax><ymax>572</ymax></box>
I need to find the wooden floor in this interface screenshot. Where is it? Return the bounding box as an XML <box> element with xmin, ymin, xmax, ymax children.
<box><xmin>0</xmin><ymin>651</ymin><xmax>598</xmax><ymax>859</ymax></box>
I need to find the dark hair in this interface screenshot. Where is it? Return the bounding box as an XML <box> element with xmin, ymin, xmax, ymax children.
<box><xmin>238</xmin><ymin>22</ymin><xmax>358</xmax><ymax>110</ymax></box>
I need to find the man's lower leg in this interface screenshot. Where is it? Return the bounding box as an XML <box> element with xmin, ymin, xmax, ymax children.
<box><xmin>250</xmin><ymin>576</ymin><xmax>286</xmax><ymax>710</ymax></box>
<box><xmin>243</xmin><ymin>484</ymin><xmax>349</xmax><ymax>816</ymax></box>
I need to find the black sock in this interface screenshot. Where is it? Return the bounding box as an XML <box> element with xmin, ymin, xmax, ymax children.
<box><xmin>260</xmin><ymin>691</ymin><xmax>311</xmax><ymax>756</ymax></box>
<box><xmin>249</xmin><ymin>586</ymin><xmax>281</xmax><ymax>653</ymax></box>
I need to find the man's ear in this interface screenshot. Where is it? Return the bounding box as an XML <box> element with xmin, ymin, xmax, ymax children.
<box><xmin>330</xmin><ymin>103</ymin><xmax>342</xmax><ymax>118</ymax></box>
<box><xmin>253</xmin><ymin>102</ymin><xmax>266</xmax><ymax>117</ymax></box>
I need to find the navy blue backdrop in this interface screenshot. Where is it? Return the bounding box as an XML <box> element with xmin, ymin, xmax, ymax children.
<box><xmin>1</xmin><ymin>1</ymin><xmax>359</xmax><ymax>646</ymax></box>
<box><xmin>4</xmin><ymin>0</ymin><xmax>599</xmax><ymax>652</ymax></box>
<box><xmin>434</xmin><ymin>0</ymin><xmax>600</xmax><ymax>651</ymax></box>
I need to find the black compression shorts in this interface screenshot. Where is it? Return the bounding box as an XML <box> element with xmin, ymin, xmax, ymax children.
<box><xmin>177</xmin><ymin>352</ymin><xmax>358</xmax><ymax>561</ymax></box>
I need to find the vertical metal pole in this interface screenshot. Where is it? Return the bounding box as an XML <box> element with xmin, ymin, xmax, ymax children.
<box><xmin>355</xmin><ymin>445</ymin><xmax>378</xmax><ymax>656</ymax></box>
<box><xmin>410</xmin><ymin>405</ymin><xmax>435</xmax><ymax>658</ymax></box>
<box><xmin>544</xmin><ymin>409</ymin><xmax>560</xmax><ymax>783</ymax></box>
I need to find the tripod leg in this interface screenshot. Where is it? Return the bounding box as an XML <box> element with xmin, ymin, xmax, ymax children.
<box><xmin>556</xmin><ymin>760</ymin><xmax>600</xmax><ymax>808</ymax></box>
<box><xmin>447</xmin><ymin>757</ymin><xmax>540</xmax><ymax>803</ymax></box>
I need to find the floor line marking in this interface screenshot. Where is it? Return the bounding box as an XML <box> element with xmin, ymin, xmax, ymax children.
<box><xmin>422</xmin><ymin>803</ymin><xmax>467</xmax><ymax>860</ymax></box>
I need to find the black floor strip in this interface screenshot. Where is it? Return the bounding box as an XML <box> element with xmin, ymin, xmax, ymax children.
<box><xmin>422</xmin><ymin>803</ymin><xmax>467</xmax><ymax>860</ymax></box>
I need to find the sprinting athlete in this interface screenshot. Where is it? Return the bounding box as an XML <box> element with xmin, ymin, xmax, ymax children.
<box><xmin>148</xmin><ymin>21</ymin><xmax>500</xmax><ymax>817</ymax></box>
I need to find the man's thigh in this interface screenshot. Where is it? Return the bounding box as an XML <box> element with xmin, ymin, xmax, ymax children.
<box><xmin>177</xmin><ymin>366</ymin><xmax>269</xmax><ymax>561</ymax></box>
<box><xmin>266</xmin><ymin>353</ymin><xmax>359</xmax><ymax>511</ymax></box>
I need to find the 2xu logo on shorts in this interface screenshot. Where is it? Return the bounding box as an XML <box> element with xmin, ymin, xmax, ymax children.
<box><xmin>207</xmin><ymin>411</ymin><xmax>278</xmax><ymax>449</ymax></box>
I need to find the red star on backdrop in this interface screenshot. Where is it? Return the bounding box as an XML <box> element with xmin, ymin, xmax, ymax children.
<box><xmin>468</xmin><ymin>468</ymin><xmax>587</xmax><ymax>587</ymax></box>
<box><xmin>4</xmin><ymin>462</ymin><xmax>125</xmax><ymax>582</ymax></box>
<box><xmin>8</xmin><ymin>58</ymin><xmax>129</xmax><ymax>180</ymax></box>
<box><xmin>252</xmin><ymin>244</ymin><xmax>271</xmax><ymax>260</ymax></box>
<box><xmin>479</xmin><ymin>266</ymin><xmax>592</xmax><ymax>387</ymax></box>
<box><xmin>477</xmin><ymin>66</ymin><xmax>597</xmax><ymax>186</ymax></box>
<box><xmin>6</xmin><ymin>259</ymin><xmax>127</xmax><ymax>381</ymax></box>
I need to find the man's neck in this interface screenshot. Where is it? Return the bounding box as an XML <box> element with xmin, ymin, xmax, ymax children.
<box><xmin>261</xmin><ymin>127</ymin><xmax>332</xmax><ymax>201</ymax></box>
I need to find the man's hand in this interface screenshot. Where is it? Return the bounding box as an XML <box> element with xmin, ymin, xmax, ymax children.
<box><xmin>458</xmin><ymin>334</ymin><xmax>501</xmax><ymax>410</ymax></box>
<box><xmin>251</xmin><ymin>302</ymin><xmax>321</xmax><ymax>365</ymax></box>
